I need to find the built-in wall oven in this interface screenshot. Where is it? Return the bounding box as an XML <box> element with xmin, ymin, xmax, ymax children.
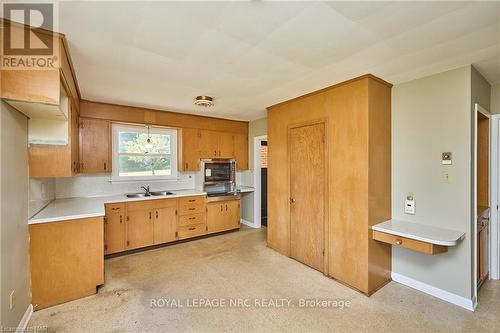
<box><xmin>202</xmin><ymin>159</ymin><xmax>236</xmax><ymax>197</ymax></box>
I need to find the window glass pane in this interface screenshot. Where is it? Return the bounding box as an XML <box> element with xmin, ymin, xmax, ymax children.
<box><xmin>118</xmin><ymin>155</ymin><xmax>172</xmax><ymax>177</ymax></box>
<box><xmin>119</xmin><ymin>131</ymin><xmax>171</xmax><ymax>154</ymax></box>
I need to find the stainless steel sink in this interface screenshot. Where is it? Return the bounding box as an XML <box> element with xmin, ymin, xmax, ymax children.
<box><xmin>150</xmin><ymin>191</ymin><xmax>174</xmax><ymax>196</ymax></box>
<box><xmin>125</xmin><ymin>193</ymin><xmax>151</xmax><ymax>198</ymax></box>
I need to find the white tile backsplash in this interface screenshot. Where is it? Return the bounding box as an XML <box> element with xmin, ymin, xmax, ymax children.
<box><xmin>29</xmin><ymin>178</ymin><xmax>56</xmax><ymax>218</ymax></box>
<box><xmin>56</xmin><ymin>173</ymin><xmax>196</xmax><ymax>199</ymax></box>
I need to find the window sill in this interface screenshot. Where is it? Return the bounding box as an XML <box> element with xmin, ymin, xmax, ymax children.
<box><xmin>108</xmin><ymin>177</ymin><xmax>182</xmax><ymax>184</ymax></box>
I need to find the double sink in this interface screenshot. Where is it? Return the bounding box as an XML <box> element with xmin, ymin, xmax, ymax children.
<box><xmin>125</xmin><ymin>190</ymin><xmax>174</xmax><ymax>198</ymax></box>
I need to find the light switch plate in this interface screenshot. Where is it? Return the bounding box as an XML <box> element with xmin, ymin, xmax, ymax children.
<box><xmin>442</xmin><ymin>152</ymin><xmax>452</xmax><ymax>165</ymax></box>
<box><xmin>405</xmin><ymin>194</ymin><xmax>415</xmax><ymax>215</ymax></box>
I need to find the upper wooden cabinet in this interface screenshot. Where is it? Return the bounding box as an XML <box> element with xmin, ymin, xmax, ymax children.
<box><xmin>233</xmin><ymin>133</ymin><xmax>248</xmax><ymax>170</ymax></box>
<box><xmin>79</xmin><ymin>117</ymin><xmax>111</xmax><ymax>173</ymax></box>
<box><xmin>179</xmin><ymin>129</ymin><xmax>249</xmax><ymax>171</ymax></box>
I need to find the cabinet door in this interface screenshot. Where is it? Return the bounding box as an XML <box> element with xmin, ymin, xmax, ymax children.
<box><xmin>126</xmin><ymin>209</ymin><xmax>154</xmax><ymax>249</ymax></box>
<box><xmin>153</xmin><ymin>207</ymin><xmax>177</xmax><ymax>244</ymax></box>
<box><xmin>80</xmin><ymin>117</ymin><xmax>110</xmax><ymax>173</ymax></box>
<box><xmin>70</xmin><ymin>99</ymin><xmax>80</xmax><ymax>175</ymax></box>
<box><xmin>218</xmin><ymin>132</ymin><xmax>234</xmax><ymax>158</ymax></box>
<box><xmin>104</xmin><ymin>209</ymin><xmax>126</xmax><ymax>255</ymax></box>
<box><xmin>200</xmin><ymin>130</ymin><xmax>219</xmax><ymax>158</ymax></box>
<box><xmin>233</xmin><ymin>133</ymin><xmax>248</xmax><ymax>170</ymax></box>
<box><xmin>224</xmin><ymin>199</ymin><xmax>241</xmax><ymax>230</ymax></box>
<box><xmin>180</xmin><ymin>128</ymin><xmax>201</xmax><ymax>171</ymax></box>
<box><xmin>207</xmin><ymin>202</ymin><xmax>224</xmax><ymax>233</ymax></box>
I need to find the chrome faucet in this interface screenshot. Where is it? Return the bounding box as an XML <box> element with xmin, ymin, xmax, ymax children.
<box><xmin>141</xmin><ymin>186</ymin><xmax>151</xmax><ymax>195</ymax></box>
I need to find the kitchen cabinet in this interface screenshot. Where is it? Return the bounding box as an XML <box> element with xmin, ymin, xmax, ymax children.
<box><xmin>179</xmin><ymin>128</ymin><xmax>201</xmax><ymax>171</ymax></box>
<box><xmin>478</xmin><ymin>213</ymin><xmax>490</xmax><ymax>288</ymax></box>
<box><xmin>207</xmin><ymin>198</ymin><xmax>240</xmax><ymax>233</ymax></box>
<box><xmin>218</xmin><ymin>132</ymin><xmax>234</xmax><ymax>158</ymax></box>
<box><xmin>104</xmin><ymin>203</ymin><xmax>126</xmax><ymax>254</ymax></box>
<box><xmin>177</xmin><ymin>196</ymin><xmax>207</xmax><ymax>240</ymax></box>
<box><xmin>79</xmin><ymin>117</ymin><xmax>111</xmax><ymax>173</ymax></box>
<box><xmin>28</xmin><ymin>97</ymin><xmax>80</xmax><ymax>178</ymax></box>
<box><xmin>200</xmin><ymin>130</ymin><xmax>220</xmax><ymax>158</ymax></box>
<box><xmin>233</xmin><ymin>133</ymin><xmax>249</xmax><ymax>170</ymax></box>
<box><xmin>153</xmin><ymin>204</ymin><xmax>178</xmax><ymax>245</ymax></box>
<box><xmin>126</xmin><ymin>209</ymin><xmax>154</xmax><ymax>250</ymax></box>
<box><xmin>29</xmin><ymin>217</ymin><xmax>104</xmax><ymax>310</ymax></box>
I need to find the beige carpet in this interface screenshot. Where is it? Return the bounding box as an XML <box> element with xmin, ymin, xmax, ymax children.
<box><xmin>29</xmin><ymin>227</ymin><xmax>500</xmax><ymax>332</ymax></box>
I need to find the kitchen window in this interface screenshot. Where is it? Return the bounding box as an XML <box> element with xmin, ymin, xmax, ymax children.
<box><xmin>112</xmin><ymin>124</ymin><xmax>178</xmax><ymax>181</ymax></box>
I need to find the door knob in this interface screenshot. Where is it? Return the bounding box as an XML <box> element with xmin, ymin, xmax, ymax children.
<box><xmin>289</xmin><ymin>197</ymin><xmax>296</xmax><ymax>204</ymax></box>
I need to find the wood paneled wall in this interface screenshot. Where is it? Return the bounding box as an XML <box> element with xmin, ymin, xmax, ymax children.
<box><xmin>80</xmin><ymin>100</ymin><xmax>248</xmax><ymax>133</ymax></box>
<box><xmin>267</xmin><ymin>74</ymin><xmax>392</xmax><ymax>294</ymax></box>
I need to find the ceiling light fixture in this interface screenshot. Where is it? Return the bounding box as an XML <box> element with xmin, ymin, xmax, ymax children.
<box><xmin>194</xmin><ymin>95</ymin><xmax>214</xmax><ymax>107</ymax></box>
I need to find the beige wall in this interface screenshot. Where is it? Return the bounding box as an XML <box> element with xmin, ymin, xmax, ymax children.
<box><xmin>1</xmin><ymin>101</ymin><xmax>31</xmax><ymax>329</ymax></box>
<box><xmin>392</xmin><ymin>65</ymin><xmax>491</xmax><ymax>300</ymax></box>
<box><xmin>491</xmin><ymin>84</ymin><xmax>500</xmax><ymax>114</ymax></box>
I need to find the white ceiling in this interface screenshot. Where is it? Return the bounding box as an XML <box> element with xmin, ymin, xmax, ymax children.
<box><xmin>56</xmin><ymin>1</ymin><xmax>500</xmax><ymax>120</ymax></box>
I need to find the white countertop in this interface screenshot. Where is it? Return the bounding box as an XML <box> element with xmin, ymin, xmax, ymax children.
<box><xmin>372</xmin><ymin>219</ymin><xmax>465</xmax><ymax>246</ymax></box>
<box><xmin>29</xmin><ymin>189</ymin><xmax>206</xmax><ymax>225</ymax></box>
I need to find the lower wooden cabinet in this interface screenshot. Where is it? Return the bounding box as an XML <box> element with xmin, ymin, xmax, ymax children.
<box><xmin>104</xmin><ymin>203</ymin><xmax>126</xmax><ymax>254</ymax></box>
<box><xmin>153</xmin><ymin>205</ymin><xmax>177</xmax><ymax>244</ymax></box>
<box><xmin>207</xmin><ymin>199</ymin><xmax>240</xmax><ymax>233</ymax></box>
<box><xmin>29</xmin><ymin>217</ymin><xmax>104</xmax><ymax>310</ymax></box>
<box><xmin>478</xmin><ymin>218</ymin><xmax>490</xmax><ymax>287</ymax></box>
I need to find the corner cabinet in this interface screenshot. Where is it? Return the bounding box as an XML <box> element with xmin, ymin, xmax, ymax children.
<box><xmin>207</xmin><ymin>198</ymin><xmax>241</xmax><ymax>233</ymax></box>
<box><xmin>79</xmin><ymin>117</ymin><xmax>111</xmax><ymax>173</ymax></box>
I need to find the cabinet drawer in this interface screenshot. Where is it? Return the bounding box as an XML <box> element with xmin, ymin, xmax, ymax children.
<box><xmin>372</xmin><ymin>230</ymin><xmax>447</xmax><ymax>255</ymax></box>
<box><xmin>177</xmin><ymin>223</ymin><xmax>206</xmax><ymax>240</ymax></box>
<box><xmin>105</xmin><ymin>203</ymin><xmax>125</xmax><ymax>214</ymax></box>
<box><xmin>127</xmin><ymin>198</ymin><xmax>176</xmax><ymax>212</ymax></box>
<box><xmin>178</xmin><ymin>213</ymin><xmax>206</xmax><ymax>227</ymax></box>
<box><xmin>178</xmin><ymin>196</ymin><xmax>205</xmax><ymax>206</ymax></box>
<box><xmin>178</xmin><ymin>204</ymin><xmax>205</xmax><ymax>215</ymax></box>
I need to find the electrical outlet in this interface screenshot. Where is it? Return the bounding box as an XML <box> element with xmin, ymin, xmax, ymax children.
<box><xmin>9</xmin><ymin>290</ymin><xmax>15</xmax><ymax>310</ymax></box>
<box><xmin>442</xmin><ymin>171</ymin><xmax>451</xmax><ymax>183</ymax></box>
<box><xmin>405</xmin><ymin>194</ymin><xmax>415</xmax><ymax>215</ymax></box>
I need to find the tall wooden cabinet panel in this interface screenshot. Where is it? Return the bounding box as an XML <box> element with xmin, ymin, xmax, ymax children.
<box><xmin>179</xmin><ymin>128</ymin><xmax>201</xmax><ymax>171</ymax></box>
<box><xmin>79</xmin><ymin>117</ymin><xmax>111</xmax><ymax>173</ymax></box>
<box><xmin>104</xmin><ymin>203</ymin><xmax>126</xmax><ymax>255</ymax></box>
<box><xmin>267</xmin><ymin>74</ymin><xmax>392</xmax><ymax>295</ymax></box>
<box><xmin>233</xmin><ymin>133</ymin><xmax>248</xmax><ymax>170</ymax></box>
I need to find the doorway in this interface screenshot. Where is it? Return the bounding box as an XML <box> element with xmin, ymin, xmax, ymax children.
<box><xmin>253</xmin><ymin>135</ymin><xmax>268</xmax><ymax>229</ymax></box>
<box><xmin>289</xmin><ymin>122</ymin><xmax>326</xmax><ymax>272</ymax></box>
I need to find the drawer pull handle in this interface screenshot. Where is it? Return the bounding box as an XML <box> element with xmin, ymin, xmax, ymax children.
<box><xmin>395</xmin><ymin>239</ymin><xmax>403</xmax><ymax>245</ymax></box>
<box><xmin>189</xmin><ymin>217</ymin><xmax>196</xmax><ymax>220</ymax></box>
<box><xmin>189</xmin><ymin>199</ymin><xmax>196</xmax><ymax>202</ymax></box>
<box><xmin>188</xmin><ymin>227</ymin><xmax>196</xmax><ymax>231</ymax></box>
<box><xmin>189</xmin><ymin>208</ymin><xmax>195</xmax><ymax>210</ymax></box>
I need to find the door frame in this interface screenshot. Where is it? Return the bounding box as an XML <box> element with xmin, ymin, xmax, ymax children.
<box><xmin>489</xmin><ymin>113</ymin><xmax>500</xmax><ymax>281</ymax></box>
<box><xmin>473</xmin><ymin>103</ymin><xmax>492</xmax><ymax>305</ymax></box>
<box><xmin>253</xmin><ymin>135</ymin><xmax>268</xmax><ymax>229</ymax></box>
<box><xmin>287</xmin><ymin>119</ymin><xmax>329</xmax><ymax>273</ymax></box>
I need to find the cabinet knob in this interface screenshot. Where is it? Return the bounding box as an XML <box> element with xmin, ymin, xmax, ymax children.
<box><xmin>289</xmin><ymin>197</ymin><xmax>296</xmax><ymax>204</ymax></box>
<box><xmin>395</xmin><ymin>239</ymin><xmax>403</xmax><ymax>245</ymax></box>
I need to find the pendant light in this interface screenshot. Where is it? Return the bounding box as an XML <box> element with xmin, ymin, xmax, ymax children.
<box><xmin>145</xmin><ymin>125</ymin><xmax>153</xmax><ymax>151</ymax></box>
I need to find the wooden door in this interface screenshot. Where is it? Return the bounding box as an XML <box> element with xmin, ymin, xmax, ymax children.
<box><xmin>153</xmin><ymin>206</ymin><xmax>177</xmax><ymax>244</ymax></box>
<box><xmin>181</xmin><ymin>128</ymin><xmax>201</xmax><ymax>171</ymax></box>
<box><xmin>289</xmin><ymin>123</ymin><xmax>325</xmax><ymax>272</ymax></box>
<box><xmin>224</xmin><ymin>199</ymin><xmax>241</xmax><ymax>230</ymax></box>
<box><xmin>207</xmin><ymin>202</ymin><xmax>224</xmax><ymax>232</ymax></box>
<box><xmin>80</xmin><ymin>117</ymin><xmax>110</xmax><ymax>173</ymax></box>
<box><xmin>126</xmin><ymin>209</ymin><xmax>154</xmax><ymax>249</ymax></box>
<box><xmin>233</xmin><ymin>133</ymin><xmax>248</xmax><ymax>170</ymax></box>
<box><xmin>200</xmin><ymin>130</ymin><xmax>219</xmax><ymax>158</ymax></box>
<box><xmin>218</xmin><ymin>132</ymin><xmax>234</xmax><ymax>158</ymax></box>
<box><xmin>104</xmin><ymin>205</ymin><xmax>126</xmax><ymax>254</ymax></box>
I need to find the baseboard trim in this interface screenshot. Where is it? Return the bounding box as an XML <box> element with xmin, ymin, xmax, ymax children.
<box><xmin>17</xmin><ymin>304</ymin><xmax>33</xmax><ymax>331</ymax></box>
<box><xmin>391</xmin><ymin>272</ymin><xmax>475</xmax><ymax>311</ymax></box>
<box><xmin>240</xmin><ymin>219</ymin><xmax>259</xmax><ymax>228</ymax></box>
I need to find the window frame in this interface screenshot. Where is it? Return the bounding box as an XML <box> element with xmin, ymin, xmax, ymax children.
<box><xmin>111</xmin><ymin>123</ymin><xmax>178</xmax><ymax>182</ymax></box>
